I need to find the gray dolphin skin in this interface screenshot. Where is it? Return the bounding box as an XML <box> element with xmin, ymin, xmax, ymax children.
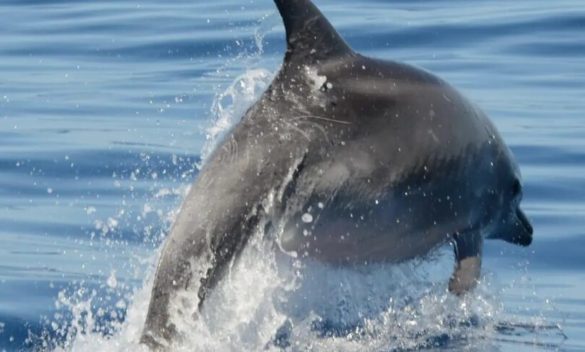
<box><xmin>141</xmin><ymin>0</ymin><xmax>533</xmax><ymax>348</ymax></box>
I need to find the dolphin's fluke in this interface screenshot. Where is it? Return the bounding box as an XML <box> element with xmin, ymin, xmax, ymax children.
<box><xmin>274</xmin><ymin>0</ymin><xmax>353</xmax><ymax>63</ymax></box>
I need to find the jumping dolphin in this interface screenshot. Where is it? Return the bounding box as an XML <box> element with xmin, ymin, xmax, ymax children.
<box><xmin>141</xmin><ymin>0</ymin><xmax>533</xmax><ymax>348</ymax></box>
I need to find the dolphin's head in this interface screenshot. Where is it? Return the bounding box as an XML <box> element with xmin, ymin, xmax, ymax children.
<box><xmin>490</xmin><ymin>177</ymin><xmax>533</xmax><ymax>246</ymax></box>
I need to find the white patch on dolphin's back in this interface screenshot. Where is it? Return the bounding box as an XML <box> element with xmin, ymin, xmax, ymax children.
<box><xmin>304</xmin><ymin>66</ymin><xmax>327</xmax><ymax>93</ymax></box>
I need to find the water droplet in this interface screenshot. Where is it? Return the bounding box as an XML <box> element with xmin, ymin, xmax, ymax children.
<box><xmin>107</xmin><ymin>271</ymin><xmax>117</xmax><ymax>289</ymax></box>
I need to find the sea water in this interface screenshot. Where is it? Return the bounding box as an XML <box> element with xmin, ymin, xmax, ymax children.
<box><xmin>1</xmin><ymin>0</ymin><xmax>584</xmax><ymax>351</ymax></box>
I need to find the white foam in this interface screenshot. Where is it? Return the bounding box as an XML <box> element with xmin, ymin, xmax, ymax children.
<box><xmin>147</xmin><ymin>239</ymin><xmax>502</xmax><ymax>352</ymax></box>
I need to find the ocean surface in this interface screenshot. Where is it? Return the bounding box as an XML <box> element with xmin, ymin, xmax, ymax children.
<box><xmin>1</xmin><ymin>0</ymin><xmax>584</xmax><ymax>351</ymax></box>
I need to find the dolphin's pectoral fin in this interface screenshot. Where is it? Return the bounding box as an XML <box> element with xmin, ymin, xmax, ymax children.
<box><xmin>449</xmin><ymin>232</ymin><xmax>483</xmax><ymax>295</ymax></box>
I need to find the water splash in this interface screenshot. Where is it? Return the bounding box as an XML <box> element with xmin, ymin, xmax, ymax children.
<box><xmin>200</xmin><ymin>12</ymin><xmax>279</xmax><ymax>163</ymax></box>
<box><xmin>129</xmin><ymin>230</ymin><xmax>504</xmax><ymax>352</ymax></box>
<box><xmin>201</xmin><ymin>68</ymin><xmax>273</xmax><ymax>162</ymax></box>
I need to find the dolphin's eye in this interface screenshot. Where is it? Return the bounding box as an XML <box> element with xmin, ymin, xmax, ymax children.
<box><xmin>512</xmin><ymin>179</ymin><xmax>521</xmax><ymax>196</ymax></box>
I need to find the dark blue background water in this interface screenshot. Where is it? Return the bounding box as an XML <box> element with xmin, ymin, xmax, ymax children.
<box><xmin>1</xmin><ymin>0</ymin><xmax>584</xmax><ymax>351</ymax></box>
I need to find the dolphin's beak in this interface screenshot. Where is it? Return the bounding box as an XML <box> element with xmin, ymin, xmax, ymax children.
<box><xmin>490</xmin><ymin>207</ymin><xmax>533</xmax><ymax>246</ymax></box>
<box><xmin>514</xmin><ymin>208</ymin><xmax>533</xmax><ymax>246</ymax></box>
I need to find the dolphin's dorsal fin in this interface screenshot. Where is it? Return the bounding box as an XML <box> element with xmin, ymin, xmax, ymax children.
<box><xmin>274</xmin><ymin>0</ymin><xmax>353</xmax><ymax>64</ymax></box>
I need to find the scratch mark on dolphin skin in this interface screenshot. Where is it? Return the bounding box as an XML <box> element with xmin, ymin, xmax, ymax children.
<box><xmin>218</xmin><ymin>136</ymin><xmax>240</xmax><ymax>165</ymax></box>
<box><xmin>296</xmin><ymin>114</ymin><xmax>352</xmax><ymax>125</ymax></box>
<box><xmin>427</xmin><ymin>129</ymin><xmax>440</xmax><ymax>143</ymax></box>
<box><xmin>286</xmin><ymin>112</ymin><xmax>333</xmax><ymax>144</ymax></box>
<box><xmin>281</xmin><ymin>119</ymin><xmax>312</xmax><ymax>142</ymax></box>
<box><xmin>295</xmin><ymin>119</ymin><xmax>330</xmax><ymax>144</ymax></box>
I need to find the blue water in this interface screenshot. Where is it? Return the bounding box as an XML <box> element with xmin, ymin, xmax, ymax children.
<box><xmin>1</xmin><ymin>0</ymin><xmax>584</xmax><ymax>351</ymax></box>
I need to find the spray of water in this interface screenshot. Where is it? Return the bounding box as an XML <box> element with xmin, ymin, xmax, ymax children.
<box><xmin>200</xmin><ymin>11</ymin><xmax>279</xmax><ymax>163</ymax></box>
<box><xmin>147</xmin><ymin>225</ymin><xmax>504</xmax><ymax>352</ymax></box>
<box><xmin>202</xmin><ymin>68</ymin><xmax>273</xmax><ymax>162</ymax></box>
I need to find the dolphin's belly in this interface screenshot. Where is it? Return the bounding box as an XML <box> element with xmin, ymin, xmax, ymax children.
<box><xmin>275</xmin><ymin>150</ymin><xmax>500</xmax><ymax>265</ymax></box>
<box><xmin>274</xmin><ymin>117</ymin><xmax>510</xmax><ymax>265</ymax></box>
<box><xmin>277</xmin><ymin>195</ymin><xmax>458</xmax><ymax>264</ymax></box>
<box><xmin>279</xmin><ymin>219</ymin><xmax>449</xmax><ymax>264</ymax></box>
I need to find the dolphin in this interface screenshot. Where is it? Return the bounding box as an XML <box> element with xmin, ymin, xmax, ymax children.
<box><xmin>141</xmin><ymin>0</ymin><xmax>533</xmax><ymax>348</ymax></box>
